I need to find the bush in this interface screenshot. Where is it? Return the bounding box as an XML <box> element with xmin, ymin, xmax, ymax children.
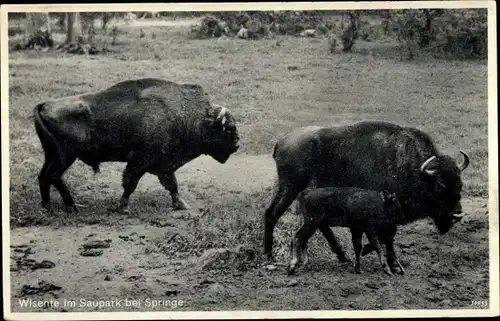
<box><xmin>388</xmin><ymin>9</ymin><xmax>487</xmax><ymax>59</ymax></box>
<box><xmin>191</xmin><ymin>11</ymin><xmax>338</xmax><ymax>39</ymax></box>
<box><xmin>440</xmin><ymin>9</ymin><xmax>487</xmax><ymax>59</ymax></box>
<box><xmin>191</xmin><ymin>15</ymin><xmax>230</xmax><ymax>39</ymax></box>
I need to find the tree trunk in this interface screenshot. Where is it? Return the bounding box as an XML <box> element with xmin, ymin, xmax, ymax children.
<box><xmin>66</xmin><ymin>12</ymin><xmax>82</xmax><ymax>44</ymax></box>
<box><xmin>419</xmin><ymin>9</ymin><xmax>432</xmax><ymax>47</ymax></box>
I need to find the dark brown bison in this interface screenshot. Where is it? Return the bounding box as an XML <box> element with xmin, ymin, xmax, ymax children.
<box><xmin>34</xmin><ymin>78</ymin><xmax>240</xmax><ymax>213</ymax></box>
<box><xmin>264</xmin><ymin>121</ymin><xmax>469</xmax><ymax>274</ymax></box>
<box><xmin>289</xmin><ymin>187</ymin><xmax>403</xmax><ymax>276</ymax></box>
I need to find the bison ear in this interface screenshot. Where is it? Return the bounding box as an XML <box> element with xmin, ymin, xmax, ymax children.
<box><xmin>210</xmin><ymin>104</ymin><xmax>228</xmax><ymax>131</ymax></box>
<box><xmin>381</xmin><ymin>190</ymin><xmax>396</xmax><ymax>204</ymax></box>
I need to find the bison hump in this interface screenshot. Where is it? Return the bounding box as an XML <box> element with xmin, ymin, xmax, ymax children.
<box><xmin>40</xmin><ymin>97</ymin><xmax>93</xmax><ymax>144</ymax></box>
<box><xmin>138</xmin><ymin>82</ymin><xmax>210</xmax><ymax>112</ymax></box>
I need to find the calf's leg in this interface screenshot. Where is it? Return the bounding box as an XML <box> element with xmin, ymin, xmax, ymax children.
<box><xmin>365</xmin><ymin>230</ymin><xmax>392</xmax><ymax>275</ymax></box>
<box><xmin>385</xmin><ymin>235</ymin><xmax>405</xmax><ymax>274</ymax></box>
<box><xmin>362</xmin><ymin>224</ymin><xmax>404</xmax><ymax>274</ymax></box>
<box><xmin>288</xmin><ymin>216</ymin><xmax>320</xmax><ymax>275</ymax></box>
<box><xmin>319</xmin><ymin>226</ymin><xmax>351</xmax><ymax>262</ymax></box>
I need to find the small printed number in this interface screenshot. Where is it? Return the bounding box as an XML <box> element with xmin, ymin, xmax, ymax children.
<box><xmin>471</xmin><ymin>300</ymin><xmax>488</xmax><ymax>307</ymax></box>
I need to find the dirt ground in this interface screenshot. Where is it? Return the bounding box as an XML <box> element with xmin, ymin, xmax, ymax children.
<box><xmin>9</xmin><ymin>155</ymin><xmax>490</xmax><ymax>312</ymax></box>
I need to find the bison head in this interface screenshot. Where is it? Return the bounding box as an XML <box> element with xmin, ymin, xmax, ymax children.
<box><xmin>203</xmin><ymin>104</ymin><xmax>240</xmax><ymax>163</ymax></box>
<box><xmin>420</xmin><ymin>151</ymin><xmax>470</xmax><ymax>234</ymax></box>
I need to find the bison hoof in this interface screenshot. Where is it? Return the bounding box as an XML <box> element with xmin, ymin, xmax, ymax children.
<box><xmin>64</xmin><ymin>204</ymin><xmax>79</xmax><ymax>214</ymax></box>
<box><xmin>264</xmin><ymin>253</ymin><xmax>277</xmax><ymax>263</ymax></box>
<box><xmin>338</xmin><ymin>254</ymin><xmax>351</xmax><ymax>263</ymax></box>
<box><xmin>301</xmin><ymin>254</ymin><xmax>309</xmax><ymax>267</ymax></box>
<box><xmin>390</xmin><ymin>265</ymin><xmax>405</xmax><ymax>275</ymax></box>
<box><xmin>41</xmin><ymin>202</ymin><xmax>53</xmax><ymax>214</ymax></box>
<box><xmin>108</xmin><ymin>205</ymin><xmax>132</xmax><ymax>215</ymax></box>
<box><xmin>384</xmin><ymin>268</ymin><xmax>394</xmax><ymax>276</ymax></box>
<box><xmin>172</xmin><ymin>199</ymin><xmax>190</xmax><ymax>210</ymax></box>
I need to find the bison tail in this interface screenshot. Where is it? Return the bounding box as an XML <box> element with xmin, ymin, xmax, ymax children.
<box><xmin>33</xmin><ymin>102</ymin><xmax>64</xmax><ymax>163</ymax></box>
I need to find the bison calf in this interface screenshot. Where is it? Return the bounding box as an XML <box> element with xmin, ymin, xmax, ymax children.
<box><xmin>288</xmin><ymin>187</ymin><xmax>404</xmax><ymax>276</ymax></box>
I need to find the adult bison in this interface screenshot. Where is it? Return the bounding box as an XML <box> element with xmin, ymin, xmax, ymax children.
<box><xmin>263</xmin><ymin>121</ymin><xmax>469</xmax><ymax>273</ymax></box>
<box><xmin>34</xmin><ymin>78</ymin><xmax>240</xmax><ymax>213</ymax></box>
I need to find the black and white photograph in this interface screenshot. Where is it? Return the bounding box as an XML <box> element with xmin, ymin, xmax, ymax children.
<box><xmin>1</xmin><ymin>2</ymin><xmax>498</xmax><ymax>319</ymax></box>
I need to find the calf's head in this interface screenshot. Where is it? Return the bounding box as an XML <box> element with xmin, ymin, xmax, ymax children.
<box><xmin>381</xmin><ymin>190</ymin><xmax>398</xmax><ymax>205</ymax></box>
<box><xmin>203</xmin><ymin>104</ymin><xmax>240</xmax><ymax>163</ymax></box>
<box><xmin>381</xmin><ymin>190</ymin><xmax>403</xmax><ymax>221</ymax></box>
<box><xmin>420</xmin><ymin>151</ymin><xmax>469</xmax><ymax>234</ymax></box>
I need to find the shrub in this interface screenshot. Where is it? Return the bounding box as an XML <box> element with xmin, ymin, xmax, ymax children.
<box><xmin>191</xmin><ymin>15</ymin><xmax>229</xmax><ymax>39</ymax></box>
<box><xmin>340</xmin><ymin>11</ymin><xmax>360</xmax><ymax>52</ymax></box>
<box><xmin>440</xmin><ymin>9</ymin><xmax>487</xmax><ymax>59</ymax></box>
<box><xmin>388</xmin><ymin>9</ymin><xmax>487</xmax><ymax>59</ymax></box>
<box><xmin>191</xmin><ymin>11</ymin><xmax>340</xmax><ymax>39</ymax></box>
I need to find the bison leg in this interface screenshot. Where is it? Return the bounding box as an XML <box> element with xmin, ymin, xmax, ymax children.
<box><xmin>157</xmin><ymin>173</ymin><xmax>190</xmax><ymax>210</ymax></box>
<box><xmin>319</xmin><ymin>225</ymin><xmax>351</xmax><ymax>263</ymax></box>
<box><xmin>264</xmin><ymin>183</ymin><xmax>305</xmax><ymax>260</ymax></box>
<box><xmin>38</xmin><ymin>153</ymin><xmax>76</xmax><ymax>213</ymax></box>
<box><xmin>365</xmin><ymin>230</ymin><xmax>392</xmax><ymax>276</ymax></box>
<box><xmin>38</xmin><ymin>159</ymin><xmax>53</xmax><ymax>211</ymax></box>
<box><xmin>112</xmin><ymin>161</ymin><xmax>147</xmax><ymax>214</ymax></box>
<box><xmin>351</xmin><ymin>229</ymin><xmax>363</xmax><ymax>274</ymax></box>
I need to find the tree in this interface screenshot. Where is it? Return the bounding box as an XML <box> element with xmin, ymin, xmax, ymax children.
<box><xmin>24</xmin><ymin>12</ymin><xmax>53</xmax><ymax>48</ymax></box>
<box><xmin>66</xmin><ymin>12</ymin><xmax>82</xmax><ymax>44</ymax></box>
<box><xmin>341</xmin><ymin>11</ymin><xmax>360</xmax><ymax>52</ymax></box>
<box><xmin>101</xmin><ymin>12</ymin><xmax>115</xmax><ymax>30</ymax></box>
<box><xmin>418</xmin><ymin>9</ymin><xmax>444</xmax><ymax>47</ymax></box>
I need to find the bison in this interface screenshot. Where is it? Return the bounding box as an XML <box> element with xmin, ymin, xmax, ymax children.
<box><xmin>288</xmin><ymin>187</ymin><xmax>404</xmax><ymax>276</ymax></box>
<box><xmin>264</xmin><ymin>121</ymin><xmax>469</xmax><ymax>274</ymax></box>
<box><xmin>34</xmin><ymin>78</ymin><xmax>240</xmax><ymax>213</ymax></box>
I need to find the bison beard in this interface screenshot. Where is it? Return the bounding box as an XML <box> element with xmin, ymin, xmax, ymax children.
<box><xmin>263</xmin><ymin>121</ymin><xmax>469</xmax><ymax>274</ymax></box>
<box><xmin>33</xmin><ymin>78</ymin><xmax>240</xmax><ymax>214</ymax></box>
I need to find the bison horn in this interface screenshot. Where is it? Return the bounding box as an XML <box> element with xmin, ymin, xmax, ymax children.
<box><xmin>458</xmin><ymin>151</ymin><xmax>470</xmax><ymax>171</ymax></box>
<box><xmin>420</xmin><ymin>156</ymin><xmax>437</xmax><ymax>176</ymax></box>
